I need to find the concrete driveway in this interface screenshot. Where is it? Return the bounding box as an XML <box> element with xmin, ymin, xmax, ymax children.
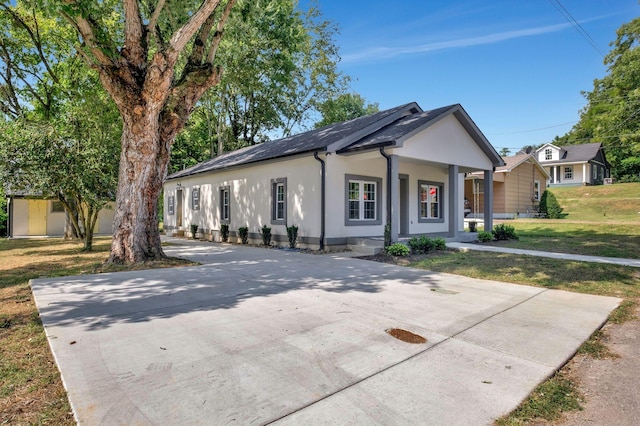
<box><xmin>31</xmin><ymin>240</ymin><xmax>621</xmax><ymax>425</ymax></box>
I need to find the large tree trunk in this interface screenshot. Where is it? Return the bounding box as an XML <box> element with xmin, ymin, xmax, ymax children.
<box><xmin>108</xmin><ymin>117</ymin><xmax>170</xmax><ymax>263</ymax></box>
<box><xmin>61</xmin><ymin>0</ymin><xmax>237</xmax><ymax>263</ymax></box>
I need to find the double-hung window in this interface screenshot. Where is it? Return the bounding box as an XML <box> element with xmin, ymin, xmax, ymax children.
<box><xmin>533</xmin><ymin>180</ymin><xmax>541</xmax><ymax>201</ymax></box>
<box><xmin>418</xmin><ymin>181</ymin><xmax>443</xmax><ymax>222</ymax></box>
<box><xmin>271</xmin><ymin>178</ymin><xmax>287</xmax><ymax>225</ymax></box>
<box><xmin>544</xmin><ymin>148</ymin><xmax>552</xmax><ymax>161</ymax></box>
<box><xmin>192</xmin><ymin>187</ymin><xmax>200</xmax><ymax>211</ymax></box>
<box><xmin>220</xmin><ymin>186</ymin><xmax>230</xmax><ymax>223</ymax></box>
<box><xmin>167</xmin><ymin>196</ymin><xmax>175</xmax><ymax>215</ymax></box>
<box><xmin>564</xmin><ymin>166</ymin><xmax>573</xmax><ymax>180</ymax></box>
<box><xmin>345</xmin><ymin>175</ymin><xmax>382</xmax><ymax>226</ymax></box>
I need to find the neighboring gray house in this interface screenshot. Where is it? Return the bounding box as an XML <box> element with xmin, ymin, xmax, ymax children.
<box><xmin>163</xmin><ymin>102</ymin><xmax>504</xmax><ymax>250</ymax></box>
<box><xmin>536</xmin><ymin>143</ymin><xmax>610</xmax><ymax>186</ymax></box>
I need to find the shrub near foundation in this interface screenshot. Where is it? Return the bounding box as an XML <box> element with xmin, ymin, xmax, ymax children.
<box><xmin>260</xmin><ymin>225</ymin><xmax>272</xmax><ymax>246</ymax></box>
<box><xmin>286</xmin><ymin>225</ymin><xmax>298</xmax><ymax>248</ymax></box>
<box><xmin>386</xmin><ymin>242</ymin><xmax>410</xmax><ymax>256</ymax></box>
<box><xmin>492</xmin><ymin>223</ymin><xmax>518</xmax><ymax>241</ymax></box>
<box><xmin>238</xmin><ymin>226</ymin><xmax>249</xmax><ymax>244</ymax></box>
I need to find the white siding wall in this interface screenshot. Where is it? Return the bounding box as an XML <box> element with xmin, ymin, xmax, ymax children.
<box><xmin>394</xmin><ymin>115</ymin><xmax>495</xmax><ymax>171</ymax></box>
<box><xmin>11</xmin><ymin>199</ymin><xmax>29</xmax><ymax>236</ymax></box>
<box><xmin>164</xmin><ymin>156</ymin><xmax>322</xmax><ymax>243</ymax></box>
<box><xmin>325</xmin><ymin>151</ymin><xmax>387</xmax><ymax>239</ymax></box>
<box><xmin>399</xmin><ymin>162</ymin><xmax>449</xmax><ymax>235</ymax></box>
<box><xmin>47</xmin><ymin>202</ymin><xmax>66</xmax><ymax>236</ymax></box>
<box><xmin>537</xmin><ymin>146</ymin><xmax>561</xmax><ymax>163</ymax></box>
<box><xmin>324</xmin><ymin>151</ymin><xmax>455</xmax><ymax>238</ymax></box>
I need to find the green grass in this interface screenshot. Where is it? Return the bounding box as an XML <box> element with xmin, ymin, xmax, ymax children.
<box><xmin>488</xmin><ymin>182</ymin><xmax>640</xmax><ymax>259</ymax></box>
<box><xmin>411</xmin><ymin>251</ymin><xmax>640</xmax><ymax>298</ymax></box>
<box><xmin>549</xmin><ymin>183</ymin><xmax>640</xmax><ymax>222</ymax></box>
<box><xmin>495</xmin><ymin>372</ymin><xmax>583</xmax><ymax>425</ymax></box>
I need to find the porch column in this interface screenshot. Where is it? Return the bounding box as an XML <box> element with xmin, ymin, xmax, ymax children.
<box><xmin>390</xmin><ymin>154</ymin><xmax>400</xmax><ymax>242</ymax></box>
<box><xmin>483</xmin><ymin>169</ymin><xmax>494</xmax><ymax>231</ymax></box>
<box><xmin>448</xmin><ymin>165</ymin><xmax>459</xmax><ymax>237</ymax></box>
<box><xmin>583</xmin><ymin>163</ymin><xmax>587</xmax><ymax>184</ymax></box>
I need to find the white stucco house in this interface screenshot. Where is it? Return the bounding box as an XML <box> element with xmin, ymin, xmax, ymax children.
<box><xmin>535</xmin><ymin>142</ymin><xmax>610</xmax><ymax>186</ymax></box>
<box><xmin>163</xmin><ymin>102</ymin><xmax>504</xmax><ymax>250</ymax></box>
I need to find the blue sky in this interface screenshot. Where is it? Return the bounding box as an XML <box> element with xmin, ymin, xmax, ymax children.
<box><xmin>303</xmin><ymin>0</ymin><xmax>639</xmax><ymax>154</ymax></box>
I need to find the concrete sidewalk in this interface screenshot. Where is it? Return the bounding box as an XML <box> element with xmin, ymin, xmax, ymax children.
<box><xmin>31</xmin><ymin>241</ymin><xmax>621</xmax><ymax>425</ymax></box>
<box><xmin>448</xmin><ymin>242</ymin><xmax>640</xmax><ymax>268</ymax></box>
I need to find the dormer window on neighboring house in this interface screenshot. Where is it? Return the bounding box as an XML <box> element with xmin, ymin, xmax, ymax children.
<box><xmin>544</xmin><ymin>148</ymin><xmax>552</xmax><ymax>161</ymax></box>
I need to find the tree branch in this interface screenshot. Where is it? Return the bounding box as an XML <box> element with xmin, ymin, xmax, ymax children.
<box><xmin>59</xmin><ymin>1</ymin><xmax>116</xmax><ymax>67</ymax></box>
<box><xmin>146</xmin><ymin>0</ymin><xmax>166</xmax><ymax>47</ymax></box>
<box><xmin>0</xmin><ymin>5</ymin><xmax>61</xmax><ymax>85</ymax></box>
<box><xmin>206</xmin><ymin>0</ymin><xmax>237</xmax><ymax>63</ymax></box>
<box><xmin>123</xmin><ymin>0</ymin><xmax>146</xmax><ymax>68</ymax></box>
<box><xmin>167</xmin><ymin>0</ymin><xmax>222</xmax><ymax>63</ymax></box>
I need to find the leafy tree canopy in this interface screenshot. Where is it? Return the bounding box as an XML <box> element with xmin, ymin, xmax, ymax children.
<box><xmin>314</xmin><ymin>93</ymin><xmax>379</xmax><ymax>128</ymax></box>
<box><xmin>170</xmin><ymin>0</ymin><xmax>350</xmax><ymax>173</ymax></box>
<box><xmin>554</xmin><ymin>16</ymin><xmax>640</xmax><ymax>181</ymax></box>
<box><xmin>0</xmin><ymin>2</ymin><xmax>120</xmax><ymax>249</ymax></box>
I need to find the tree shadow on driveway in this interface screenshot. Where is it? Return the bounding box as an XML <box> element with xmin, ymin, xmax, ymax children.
<box><xmin>31</xmin><ymin>245</ymin><xmax>445</xmax><ymax>332</ymax></box>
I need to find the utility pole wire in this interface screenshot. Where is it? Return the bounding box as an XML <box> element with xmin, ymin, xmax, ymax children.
<box><xmin>547</xmin><ymin>0</ymin><xmax>606</xmax><ymax>57</ymax></box>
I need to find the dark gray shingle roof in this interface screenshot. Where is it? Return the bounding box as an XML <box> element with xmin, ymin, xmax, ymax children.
<box><xmin>167</xmin><ymin>101</ymin><xmax>503</xmax><ymax>180</ymax></box>
<box><xmin>167</xmin><ymin>102</ymin><xmax>421</xmax><ymax>180</ymax></box>
<box><xmin>339</xmin><ymin>105</ymin><xmax>457</xmax><ymax>152</ymax></box>
<box><xmin>560</xmin><ymin>143</ymin><xmax>603</xmax><ymax>162</ymax></box>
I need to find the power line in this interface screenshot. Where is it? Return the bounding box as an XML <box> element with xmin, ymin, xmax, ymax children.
<box><xmin>546</xmin><ymin>0</ymin><xmax>606</xmax><ymax>57</ymax></box>
<box><xmin>488</xmin><ymin>120</ymin><xmax>577</xmax><ymax>135</ymax></box>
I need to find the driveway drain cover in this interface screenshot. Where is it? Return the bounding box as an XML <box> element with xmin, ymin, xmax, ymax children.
<box><xmin>386</xmin><ymin>328</ymin><xmax>427</xmax><ymax>344</ymax></box>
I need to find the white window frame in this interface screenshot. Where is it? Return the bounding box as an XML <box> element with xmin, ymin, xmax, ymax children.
<box><xmin>220</xmin><ymin>186</ymin><xmax>230</xmax><ymax>223</ymax></box>
<box><xmin>544</xmin><ymin>148</ymin><xmax>552</xmax><ymax>161</ymax></box>
<box><xmin>191</xmin><ymin>187</ymin><xmax>200</xmax><ymax>211</ymax></box>
<box><xmin>167</xmin><ymin>195</ymin><xmax>175</xmax><ymax>215</ymax></box>
<box><xmin>271</xmin><ymin>178</ymin><xmax>287</xmax><ymax>225</ymax></box>
<box><xmin>533</xmin><ymin>180</ymin><xmax>541</xmax><ymax>201</ymax></box>
<box><xmin>418</xmin><ymin>180</ymin><xmax>444</xmax><ymax>223</ymax></box>
<box><xmin>564</xmin><ymin>166</ymin><xmax>573</xmax><ymax>180</ymax></box>
<box><xmin>345</xmin><ymin>174</ymin><xmax>382</xmax><ymax>226</ymax></box>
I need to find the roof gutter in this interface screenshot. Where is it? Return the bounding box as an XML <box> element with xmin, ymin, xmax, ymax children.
<box><xmin>313</xmin><ymin>151</ymin><xmax>325</xmax><ymax>250</ymax></box>
<box><xmin>379</xmin><ymin>146</ymin><xmax>392</xmax><ymax>236</ymax></box>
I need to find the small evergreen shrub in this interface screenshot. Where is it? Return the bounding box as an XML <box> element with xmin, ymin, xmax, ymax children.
<box><xmin>384</xmin><ymin>222</ymin><xmax>392</xmax><ymax>248</ymax></box>
<box><xmin>190</xmin><ymin>224</ymin><xmax>198</xmax><ymax>239</ymax></box>
<box><xmin>478</xmin><ymin>231</ymin><xmax>493</xmax><ymax>242</ymax></box>
<box><xmin>433</xmin><ymin>237</ymin><xmax>447</xmax><ymax>251</ymax></box>
<box><xmin>492</xmin><ymin>223</ymin><xmax>518</xmax><ymax>241</ymax></box>
<box><xmin>238</xmin><ymin>226</ymin><xmax>249</xmax><ymax>244</ymax></box>
<box><xmin>260</xmin><ymin>225</ymin><xmax>272</xmax><ymax>246</ymax></box>
<box><xmin>408</xmin><ymin>235</ymin><xmax>435</xmax><ymax>254</ymax></box>
<box><xmin>386</xmin><ymin>242</ymin><xmax>410</xmax><ymax>256</ymax></box>
<box><xmin>539</xmin><ymin>190</ymin><xmax>564</xmax><ymax>219</ymax></box>
<box><xmin>220</xmin><ymin>224</ymin><xmax>229</xmax><ymax>242</ymax></box>
<box><xmin>286</xmin><ymin>225</ymin><xmax>298</xmax><ymax>248</ymax></box>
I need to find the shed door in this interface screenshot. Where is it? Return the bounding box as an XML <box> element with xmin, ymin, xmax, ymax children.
<box><xmin>28</xmin><ymin>199</ymin><xmax>47</xmax><ymax>235</ymax></box>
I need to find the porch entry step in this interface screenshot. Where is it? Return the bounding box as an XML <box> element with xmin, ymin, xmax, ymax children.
<box><xmin>347</xmin><ymin>237</ymin><xmax>385</xmax><ymax>256</ymax></box>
